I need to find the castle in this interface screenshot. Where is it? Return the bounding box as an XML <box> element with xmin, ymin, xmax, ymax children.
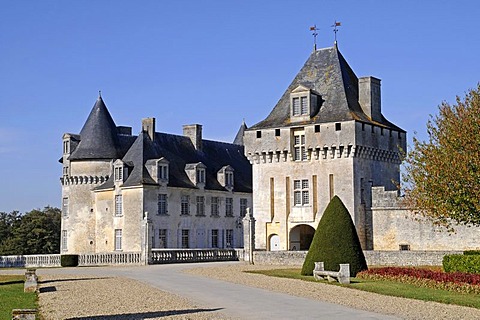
<box><xmin>61</xmin><ymin>44</ymin><xmax>480</xmax><ymax>254</ymax></box>
<box><xmin>60</xmin><ymin>97</ymin><xmax>252</xmax><ymax>253</ymax></box>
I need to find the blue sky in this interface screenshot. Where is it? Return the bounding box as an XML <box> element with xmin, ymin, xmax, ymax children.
<box><xmin>1</xmin><ymin>1</ymin><xmax>479</xmax><ymax>213</ymax></box>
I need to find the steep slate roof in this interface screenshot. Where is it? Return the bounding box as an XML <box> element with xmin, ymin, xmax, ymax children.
<box><xmin>233</xmin><ymin>120</ymin><xmax>248</xmax><ymax>145</ymax></box>
<box><xmin>69</xmin><ymin>96</ymin><xmax>124</xmax><ymax>160</ymax></box>
<box><xmin>249</xmin><ymin>46</ymin><xmax>404</xmax><ymax>131</ymax></box>
<box><xmin>96</xmin><ymin>131</ymin><xmax>252</xmax><ymax>192</ymax></box>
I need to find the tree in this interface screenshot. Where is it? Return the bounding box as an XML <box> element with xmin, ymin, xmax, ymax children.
<box><xmin>403</xmin><ymin>84</ymin><xmax>480</xmax><ymax>229</ymax></box>
<box><xmin>301</xmin><ymin>196</ymin><xmax>367</xmax><ymax>277</ymax></box>
<box><xmin>0</xmin><ymin>207</ymin><xmax>61</xmax><ymax>255</ymax></box>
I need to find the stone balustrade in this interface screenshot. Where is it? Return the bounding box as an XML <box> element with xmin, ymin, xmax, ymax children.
<box><xmin>150</xmin><ymin>248</ymin><xmax>240</xmax><ymax>264</ymax></box>
<box><xmin>0</xmin><ymin>254</ymin><xmax>61</xmax><ymax>268</ymax></box>
<box><xmin>79</xmin><ymin>252</ymin><xmax>143</xmax><ymax>266</ymax></box>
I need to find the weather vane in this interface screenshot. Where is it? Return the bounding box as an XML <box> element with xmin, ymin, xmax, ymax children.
<box><xmin>309</xmin><ymin>24</ymin><xmax>319</xmax><ymax>51</ymax></box>
<box><xmin>331</xmin><ymin>20</ymin><xmax>341</xmax><ymax>44</ymax></box>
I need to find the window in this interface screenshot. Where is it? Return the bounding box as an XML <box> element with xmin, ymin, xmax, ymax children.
<box><xmin>211</xmin><ymin>229</ymin><xmax>219</xmax><ymax>248</ymax></box>
<box><xmin>211</xmin><ymin>197</ymin><xmax>219</xmax><ymax>216</ymax></box>
<box><xmin>114</xmin><ymin>229</ymin><xmax>122</xmax><ymax>250</ymax></box>
<box><xmin>362</xmin><ymin>123</ymin><xmax>365</xmax><ymax>131</ymax></box>
<box><xmin>63</xmin><ymin>140</ymin><xmax>70</xmax><ymax>154</ymax></box>
<box><xmin>181</xmin><ymin>195</ymin><xmax>190</xmax><ymax>215</ymax></box>
<box><xmin>399</xmin><ymin>244</ymin><xmax>410</xmax><ymax>251</ymax></box>
<box><xmin>256</xmin><ymin>130</ymin><xmax>261</xmax><ymax>138</ymax></box>
<box><xmin>275</xmin><ymin>128</ymin><xmax>280</xmax><ymax>136</ymax></box>
<box><xmin>292</xmin><ymin>97</ymin><xmax>300</xmax><ymax>116</ymax></box>
<box><xmin>196</xmin><ymin>168</ymin><xmax>206</xmax><ymax>184</ymax></box>
<box><xmin>159</xmin><ymin>164</ymin><xmax>168</xmax><ymax>180</ymax></box>
<box><xmin>293</xmin><ymin>96</ymin><xmax>308</xmax><ymax>116</ymax></box>
<box><xmin>63</xmin><ymin>166</ymin><xmax>69</xmax><ymax>176</ymax></box>
<box><xmin>226</xmin><ymin>197</ymin><xmax>233</xmax><ymax>216</ymax></box>
<box><xmin>301</xmin><ymin>96</ymin><xmax>308</xmax><ymax>115</ymax></box>
<box><xmin>158</xmin><ymin>229</ymin><xmax>167</xmax><ymax>248</ymax></box>
<box><xmin>240</xmin><ymin>198</ymin><xmax>248</xmax><ymax>217</ymax></box>
<box><xmin>62</xmin><ymin>230</ymin><xmax>67</xmax><ymax>250</ymax></box>
<box><xmin>115</xmin><ymin>195</ymin><xmax>122</xmax><ymax>216</ymax></box>
<box><xmin>181</xmin><ymin>229</ymin><xmax>189</xmax><ymax>248</ymax></box>
<box><xmin>314</xmin><ymin>125</ymin><xmax>320</xmax><ymax>133</ymax></box>
<box><xmin>294</xmin><ymin>179</ymin><xmax>309</xmax><ymax>206</ymax></box>
<box><xmin>114</xmin><ymin>166</ymin><xmax>123</xmax><ymax>181</ymax></box>
<box><xmin>226</xmin><ymin>171</ymin><xmax>234</xmax><ymax>187</ymax></box>
<box><xmin>196</xmin><ymin>196</ymin><xmax>205</xmax><ymax>216</ymax></box>
<box><xmin>62</xmin><ymin>197</ymin><xmax>69</xmax><ymax>216</ymax></box>
<box><xmin>157</xmin><ymin>194</ymin><xmax>167</xmax><ymax>215</ymax></box>
<box><xmin>226</xmin><ymin>229</ymin><xmax>233</xmax><ymax>248</ymax></box>
<box><xmin>335</xmin><ymin>123</ymin><xmax>341</xmax><ymax>131</ymax></box>
<box><xmin>294</xmin><ymin>133</ymin><xmax>306</xmax><ymax>161</ymax></box>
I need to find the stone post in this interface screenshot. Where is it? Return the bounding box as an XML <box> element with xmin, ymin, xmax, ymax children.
<box><xmin>142</xmin><ymin>212</ymin><xmax>152</xmax><ymax>265</ymax></box>
<box><xmin>24</xmin><ymin>269</ymin><xmax>37</xmax><ymax>293</ymax></box>
<box><xmin>242</xmin><ymin>208</ymin><xmax>256</xmax><ymax>264</ymax></box>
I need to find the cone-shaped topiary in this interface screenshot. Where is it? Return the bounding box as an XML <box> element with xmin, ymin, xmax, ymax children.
<box><xmin>301</xmin><ymin>196</ymin><xmax>367</xmax><ymax>277</ymax></box>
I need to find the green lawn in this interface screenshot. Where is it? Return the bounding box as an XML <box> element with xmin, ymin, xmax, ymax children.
<box><xmin>0</xmin><ymin>275</ymin><xmax>37</xmax><ymax>319</ymax></box>
<box><xmin>247</xmin><ymin>268</ymin><xmax>480</xmax><ymax>309</ymax></box>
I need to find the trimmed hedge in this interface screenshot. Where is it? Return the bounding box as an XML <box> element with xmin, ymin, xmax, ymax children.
<box><xmin>463</xmin><ymin>250</ymin><xmax>480</xmax><ymax>255</ymax></box>
<box><xmin>443</xmin><ymin>254</ymin><xmax>480</xmax><ymax>274</ymax></box>
<box><xmin>301</xmin><ymin>196</ymin><xmax>367</xmax><ymax>277</ymax></box>
<box><xmin>61</xmin><ymin>254</ymin><xmax>79</xmax><ymax>267</ymax></box>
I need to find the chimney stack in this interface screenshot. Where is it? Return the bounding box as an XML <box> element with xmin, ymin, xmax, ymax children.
<box><xmin>359</xmin><ymin>77</ymin><xmax>381</xmax><ymax>122</ymax></box>
<box><xmin>142</xmin><ymin>118</ymin><xmax>156</xmax><ymax>141</ymax></box>
<box><xmin>183</xmin><ymin>124</ymin><xmax>202</xmax><ymax>151</ymax></box>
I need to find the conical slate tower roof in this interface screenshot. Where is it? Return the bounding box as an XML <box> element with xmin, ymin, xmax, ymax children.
<box><xmin>233</xmin><ymin>120</ymin><xmax>248</xmax><ymax>145</ymax></box>
<box><xmin>250</xmin><ymin>46</ymin><xmax>402</xmax><ymax>130</ymax></box>
<box><xmin>69</xmin><ymin>96</ymin><xmax>122</xmax><ymax>160</ymax></box>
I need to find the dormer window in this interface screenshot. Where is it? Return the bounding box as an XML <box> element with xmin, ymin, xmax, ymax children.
<box><xmin>226</xmin><ymin>171</ymin><xmax>234</xmax><ymax>187</ymax></box>
<box><xmin>197</xmin><ymin>168</ymin><xmax>206</xmax><ymax>184</ymax></box>
<box><xmin>218</xmin><ymin>165</ymin><xmax>234</xmax><ymax>191</ymax></box>
<box><xmin>114</xmin><ymin>167</ymin><xmax>123</xmax><ymax>181</ymax></box>
<box><xmin>159</xmin><ymin>164</ymin><xmax>168</xmax><ymax>180</ymax></box>
<box><xmin>63</xmin><ymin>140</ymin><xmax>70</xmax><ymax>154</ymax></box>
<box><xmin>113</xmin><ymin>160</ymin><xmax>126</xmax><ymax>183</ymax></box>
<box><xmin>290</xmin><ymin>85</ymin><xmax>321</xmax><ymax>121</ymax></box>
<box><xmin>146</xmin><ymin>157</ymin><xmax>169</xmax><ymax>185</ymax></box>
<box><xmin>185</xmin><ymin>162</ymin><xmax>206</xmax><ymax>187</ymax></box>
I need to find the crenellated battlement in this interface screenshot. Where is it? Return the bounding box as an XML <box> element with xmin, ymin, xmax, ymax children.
<box><xmin>246</xmin><ymin>144</ymin><xmax>401</xmax><ymax>164</ymax></box>
<box><xmin>60</xmin><ymin>175</ymin><xmax>109</xmax><ymax>186</ymax></box>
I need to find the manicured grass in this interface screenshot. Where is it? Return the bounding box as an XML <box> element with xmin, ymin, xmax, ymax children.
<box><xmin>247</xmin><ymin>268</ymin><xmax>480</xmax><ymax>309</ymax></box>
<box><xmin>0</xmin><ymin>275</ymin><xmax>37</xmax><ymax>319</ymax></box>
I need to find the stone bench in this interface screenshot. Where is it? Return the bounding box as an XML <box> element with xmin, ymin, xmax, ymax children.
<box><xmin>313</xmin><ymin>262</ymin><xmax>350</xmax><ymax>284</ymax></box>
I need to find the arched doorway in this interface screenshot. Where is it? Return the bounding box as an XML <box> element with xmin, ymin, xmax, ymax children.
<box><xmin>269</xmin><ymin>234</ymin><xmax>280</xmax><ymax>251</ymax></box>
<box><xmin>289</xmin><ymin>225</ymin><xmax>315</xmax><ymax>250</ymax></box>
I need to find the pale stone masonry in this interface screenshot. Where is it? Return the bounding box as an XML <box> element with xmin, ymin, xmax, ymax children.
<box><xmin>60</xmin><ymin>97</ymin><xmax>252</xmax><ymax>254</ymax></box>
<box><xmin>244</xmin><ymin>44</ymin><xmax>480</xmax><ymax>252</ymax></box>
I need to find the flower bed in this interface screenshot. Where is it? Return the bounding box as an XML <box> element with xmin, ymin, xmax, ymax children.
<box><xmin>357</xmin><ymin>267</ymin><xmax>480</xmax><ymax>294</ymax></box>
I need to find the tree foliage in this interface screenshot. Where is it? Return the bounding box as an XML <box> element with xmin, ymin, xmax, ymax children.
<box><xmin>301</xmin><ymin>196</ymin><xmax>367</xmax><ymax>277</ymax></box>
<box><xmin>403</xmin><ymin>84</ymin><xmax>480</xmax><ymax>228</ymax></box>
<box><xmin>0</xmin><ymin>207</ymin><xmax>61</xmax><ymax>255</ymax></box>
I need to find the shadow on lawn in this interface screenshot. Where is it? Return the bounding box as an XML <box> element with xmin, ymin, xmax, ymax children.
<box><xmin>66</xmin><ymin>308</ymin><xmax>224</xmax><ymax>319</ymax></box>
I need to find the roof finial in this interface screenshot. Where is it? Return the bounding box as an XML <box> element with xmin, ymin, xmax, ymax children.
<box><xmin>98</xmin><ymin>90</ymin><xmax>102</xmax><ymax>98</ymax></box>
<box><xmin>331</xmin><ymin>20</ymin><xmax>341</xmax><ymax>46</ymax></box>
<box><xmin>310</xmin><ymin>25</ymin><xmax>319</xmax><ymax>52</ymax></box>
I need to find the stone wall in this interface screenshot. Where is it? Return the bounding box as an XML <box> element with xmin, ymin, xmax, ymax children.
<box><xmin>251</xmin><ymin>250</ymin><xmax>462</xmax><ymax>267</ymax></box>
<box><xmin>371</xmin><ymin>187</ymin><xmax>480</xmax><ymax>251</ymax></box>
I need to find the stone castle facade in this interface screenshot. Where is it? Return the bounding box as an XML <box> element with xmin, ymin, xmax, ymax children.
<box><xmin>60</xmin><ymin>97</ymin><xmax>251</xmax><ymax>254</ymax></box>
<box><xmin>61</xmin><ymin>44</ymin><xmax>480</xmax><ymax>254</ymax></box>
<box><xmin>243</xmin><ymin>45</ymin><xmax>480</xmax><ymax>252</ymax></box>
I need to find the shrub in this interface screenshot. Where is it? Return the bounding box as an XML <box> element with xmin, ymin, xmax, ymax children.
<box><xmin>463</xmin><ymin>250</ymin><xmax>480</xmax><ymax>255</ymax></box>
<box><xmin>61</xmin><ymin>254</ymin><xmax>79</xmax><ymax>267</ymax></box>
<box><xmin>301</xmin><ymin>196</ymin><xmax>367</xmax><ymax>277</ymax></box>
<box><xmin>443</xmin><ymin>254</ymin><xmax>480</xmax><ymax>274</ymax></box>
